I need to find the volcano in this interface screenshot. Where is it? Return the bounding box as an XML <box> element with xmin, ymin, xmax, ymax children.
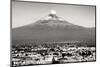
<box><xmin>12</xmin><ymin>11</ymin><xmax>95</xmax><ymax>42</ymax></box>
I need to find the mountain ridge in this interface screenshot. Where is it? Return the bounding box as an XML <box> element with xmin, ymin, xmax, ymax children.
<box><xmin>12</xmin><ymin>13</ymin><xmax>95</xmax><ymax>42</ymax></box>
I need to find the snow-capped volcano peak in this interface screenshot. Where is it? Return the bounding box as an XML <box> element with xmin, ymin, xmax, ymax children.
<box><xmin>40</xmin><ymin>10</ymin><xmax>64</xmax><ymax>21</ymax></box>
<box><xmin>33</xmin><ymin>10</ymin><xmax>75</xmax><ymax>27</ymax></box>
<box><xmin>49</xmin><ymin>10</ymin><xmax>58</xmax><ymax>19</ymax></box>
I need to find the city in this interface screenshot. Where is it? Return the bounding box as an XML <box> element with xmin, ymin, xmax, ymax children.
<box><xmin>11</xmin><ymin>41</ymin><xmax>96</xmax><ymax>67</ymax></box>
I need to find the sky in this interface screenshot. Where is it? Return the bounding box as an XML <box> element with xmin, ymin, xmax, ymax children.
<box><xmin>12</xmin><ymin>0</ymin><xmax>96</xmax><ymax>28</ymax></box>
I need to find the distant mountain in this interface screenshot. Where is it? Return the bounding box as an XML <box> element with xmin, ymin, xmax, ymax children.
<box><xmin>12</xmin><ymin>13</ymin><xmax>95</xmax><ymax>42</ymax></box>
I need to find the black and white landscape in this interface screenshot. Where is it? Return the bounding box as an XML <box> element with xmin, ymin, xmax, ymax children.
<box><xmin>11</xmin><ymin>0</ymin><xmax>96</xmax><ymax>67</ymax></box>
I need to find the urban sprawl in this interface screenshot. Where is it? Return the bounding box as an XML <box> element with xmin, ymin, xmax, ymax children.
<box><xmin>12</xmin><ymin>40</ymin><xmax>96</xmax><ymax>67</ymax></box>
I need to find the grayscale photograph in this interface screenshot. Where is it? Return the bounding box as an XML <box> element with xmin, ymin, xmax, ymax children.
<box><xmin>11</xmin><ymin>0</ymin><xmax>96</xmax><ymax>67</ymax></box>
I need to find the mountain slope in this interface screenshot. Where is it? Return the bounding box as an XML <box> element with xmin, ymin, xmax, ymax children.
<box><xmin>12</xmin><ymin>13</ymin><xmax>95</xmax><ymax>42</ymax></box>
